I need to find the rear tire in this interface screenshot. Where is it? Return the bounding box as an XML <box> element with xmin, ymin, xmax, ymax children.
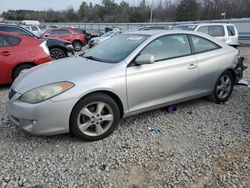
<box><xmin>12</xmin><ymin>64</ymin><xmax>34</xmax><ymax>80</ymax></box>
<box><xmin>70</xmin><ymin>93</ymin><xmax>120</xmax><ymax>141</ymax></box>
<box><xmin>209</xmin><ymin>70</ymin><xmax>234</xmax><ymax>103</ymax></box>
<box><xmin>50</xmin><ymin>48</ymin><xmax>67</xmax><ymax>60</ymax></box>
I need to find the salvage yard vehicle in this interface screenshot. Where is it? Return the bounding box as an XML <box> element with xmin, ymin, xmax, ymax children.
<box><xmin>6</xmin><ymin>30</ymin><xmax>246</xmax><ymax>141</ymax></box>
<box><xmin>176</xmin><ymin>23</ymin><xmax>239</xmax><ymax>47</ymax></box>
<box><xmin>22</xmin><ymin>25</ymin><xmax>43</xmax><ymax>36</ymax></box>
<box><xmin>0</xmin><ymin>24</ymin><xmax>74</xmax><ymax>60</ymax></box>
<box><xmin>0</xmin><ymin>31</ymin><xmax>52</xmax><ymax>84</ymax></box>
<box><xmin>88</xmin><ymin>30</ymin><xmax>121</xmax><ymax>48</ymax></box>
<box><xmin>40</xmin><ymin>27</ymin><xmax>87</xmax><ymax>52</ymax></box>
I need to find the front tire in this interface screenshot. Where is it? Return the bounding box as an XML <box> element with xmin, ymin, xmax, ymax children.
<box><xmin>70</xmin><ymin>93</ymin><xmax>120</xmax><ymax>141</ymax></box>
<box><xmin>72</xmin><ymin>41</ymin><xmax>82</xmax><ymax>52</ymax></box>
<box><xmin>209</xmin><ymin>70</ymin><xmax>234</xmax><ymax>103</ymax></box>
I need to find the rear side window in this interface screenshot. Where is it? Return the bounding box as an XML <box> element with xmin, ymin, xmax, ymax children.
<box><xmin>3</xmin><ymin>27</ymin><xmax>31</xmax><ymax>37</ymax></box>
<box><xmin>190</xmin><ymin>35</ymin><xmax>220</xmax><ymax>54</ymax></box>
<box><xmin>72</xmin><ymin>28</ymin><xmax>83</xmax><ymax>34</ymax></box>
<box><xmin>48</xmin><ymin>30</ymin><xmax>58</xmax><ymax>35</ymax></box>
<box><xmin>227</xmin><ymin>26</ymin><xmax>236</xmax><ymax>36</ymax></box>
<box><xmin>57</xmin><ymin>29</ymin><xmax>71</xmax><ymax>35</ymax></box>
<box><xmin>209</xmin><ymin>26</ymin><xmax>225</xmax><ymax>37</ymax></box>
<box><xmin>197</xmin><ymin>26</ymin><xmax>209</xmax><ymax>34</ymax></box>
<box><xmin>0</xmin><ymin>34</ymin><xmax>21</xmax><ymax>47</ymax></box>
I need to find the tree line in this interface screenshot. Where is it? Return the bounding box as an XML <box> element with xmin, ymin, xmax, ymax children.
<box><xmin>2</xmin><ymin>0</ymin><xmax>250</xmax><ymax>23</ymax></box>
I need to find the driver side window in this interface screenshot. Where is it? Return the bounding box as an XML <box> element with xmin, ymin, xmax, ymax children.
<box><xmin>140</xmin><ymin>34</ymin><xmax>191</xmax><ymax>62</ymax></box>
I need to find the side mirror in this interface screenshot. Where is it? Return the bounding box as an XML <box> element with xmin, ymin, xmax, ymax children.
<box><xmin>135</xmin><ymin>54</ymin><xmax>155</xmax><ymax>65</ymax></box>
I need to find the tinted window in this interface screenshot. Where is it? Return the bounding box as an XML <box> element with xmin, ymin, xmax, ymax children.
<box><xmin>72</xmin><ymin>28</ymin><xmax>83</xmax><ymax>34</ymax></box>
<box><xmin>48</xmin><ymin>30</ymin><xmax>58</xmax><ymax>35</ymax></box>
<box><xmin>3</xmin><ymin>27</ymin><xmax>31</xmax><ymax>36</ymax></box>
<box><xmin>57</xmin><ymin>29</ymin><xmax>71</xmax><ymax>35</ymax></box>
<box><xmin>191</xmin><ymin>35</ymin><xmax>220</xmax><ymax>53</ymax></box>
<box><xmin>141</xmin><ymin>34</ymin><xmax>191</xmax><ymax>61</ymax></box>
<box><xmin>197</xmin><ymin>26</ymin><xmax>209</xmax><ymax>34</ymax></box>
<box><xmin>227</xmin><ymin>26</ymin><xmax>236</xmax><ymax>36</ymax></box>
<box><xmin>209</xmin><ymin>26</ymin><xmax>225</xmax><ymax>37</ymax></box>
<box><xmin>0</xmin><ymin>34</ymin><xmax>21</xmax><ymax>47</ymax></box>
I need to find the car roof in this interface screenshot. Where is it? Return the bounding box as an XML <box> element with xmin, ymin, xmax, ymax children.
<box><xmin>123</xmin><ymin>29</ymin><xmax>228</xmax><ymax>47</ymax></box>
<box><xmin>123</xmin><ymin>29</ymin><xmax>200</xmax><ymax>36</ymax></box>
<box><xmin>178</xmin><ymin>23</ymin><xmax>235</xmax><ymax>26</ymax></box>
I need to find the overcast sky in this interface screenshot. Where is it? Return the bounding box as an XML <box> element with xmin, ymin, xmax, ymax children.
<box><xmin>0</xmin><ymin>0</ymin><xmax>158</xmax><ymax>14</ymax></box>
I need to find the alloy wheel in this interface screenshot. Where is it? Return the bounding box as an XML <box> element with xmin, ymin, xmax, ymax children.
<box><xmin>216</xmin><ymin>74</ymin><xmax>232</xmax><ymax>99</ymax></box>
<box><xmin>77</xmin><ymin>102</ymin><xmax>114</xmax><ymax>137</ymax></box>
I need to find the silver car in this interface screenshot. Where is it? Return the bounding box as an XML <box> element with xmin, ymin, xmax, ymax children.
<box><xmin>6</xmin><ymin>30</ymin><xmax>245</xmax><ymax>141</ymax></box>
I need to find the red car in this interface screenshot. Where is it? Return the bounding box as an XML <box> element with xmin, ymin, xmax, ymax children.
<box><xmin>40</xmin><ymin>28</ymin><xmax>86</xmax><ymax>52</ymax></box>
<box><xmin>0</xmin><ymin>32</ymin><xmax>52</xmax><ymax>84</ymax></box>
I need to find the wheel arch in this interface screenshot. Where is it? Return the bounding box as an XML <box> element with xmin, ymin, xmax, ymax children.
<box><xmin>12</xmin><ymin>62</ymin><xmax>36</xmax><ymax>80</ymax></box>
<box><xmin>49</xmin><ymin>46</ymin><xmax>68</xmax><ymax>57</ymax></box>
<box><xmin>73</xmin><ymin>90</ymin><xmax>125</xmax><ymax>119</ymax></box>
<box><xmin>225</xmin><ymin>68</ymin><xmax>237</xmax><ymax>84</ymax></box>
<box><xmin>72</xmin><ymin>39</ymin><xmax>84</xmax><ymax>45</ymax></box>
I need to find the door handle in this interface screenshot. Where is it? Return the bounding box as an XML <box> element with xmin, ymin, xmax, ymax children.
<box><xmin>188</xmin><ymin>64</ymin><xmax>198</xmax><ymax>69</ymax></box>
<box><xmin>1</xmin><ymin>51</ymin><xmax>12</xmax><ymax>56</ymax></box>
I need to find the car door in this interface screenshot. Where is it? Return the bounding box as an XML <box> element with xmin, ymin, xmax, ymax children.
<box><xmin>126</xmin><ymin>34</ymin><xmax>199</xmax><ymax>112</ymax></box>
<box><xmin>0</xmin><ymin>34</ymin><xmax>17</xmax><ymax>81</ymax></box>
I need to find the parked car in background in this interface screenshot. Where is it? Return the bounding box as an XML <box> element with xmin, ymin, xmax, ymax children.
<box><xmin>79</xmin><ymin>29</ymin><xmax>92</xmax><ymax>42</ymax></box>
<box><xmin>60</xmin><ymin>27</ymin><xmax>92</xmax><ymax>43</ymax></box>
<box><xmin>176</xmin><ymin>23</ymin><xmax>239</xmax><ymax>47</ymax></box>
<box><xmin>0</xmin><ymin>24</ymin><xmax>74</xmax><ymax>59</ymax></box>
<box><xmin>88</xmin><ymin>30</ymin><xmax>121</xmax><ymax>47</ymax></box>
<box><xmin>0</xmin><ymin>31</ymin><xmax>52</xmax><ymax>84</ymax></box>
<box><xmin>20</xmin><ymin>20</ymin><xmax>40</xmax><ymax>26</ymax></box>
<box><xmin>7</xmin><ymin>30</ymin><xmax>246</xmax><ymax>141</ymax></box>
<box><xmin>40</xmin><ymin>28</ymin><xmax>87</xmax><ymax>51</ymax></box>
<box><xmin>22</xmin><ymin>25</ymin><xmax>43</xmax><ymax>36</ymax></box>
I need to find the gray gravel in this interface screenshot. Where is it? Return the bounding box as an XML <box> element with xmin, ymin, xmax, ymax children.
<box><xmin>0</xmin><ymin>47</ymin><xmax>249</xmax><ymax>188</ymax></box>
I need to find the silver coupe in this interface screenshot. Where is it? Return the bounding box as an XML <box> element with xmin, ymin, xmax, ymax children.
<box><xmin>7</xmin><ymin>30</ymin><xmax>245</xmax><ymax>141</ymax></box>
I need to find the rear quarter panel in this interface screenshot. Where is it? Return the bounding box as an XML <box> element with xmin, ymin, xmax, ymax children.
<box><xmin>195</xmin><ymin>46</ymin><xmax>238</xmax><ymax>93</ymax></box>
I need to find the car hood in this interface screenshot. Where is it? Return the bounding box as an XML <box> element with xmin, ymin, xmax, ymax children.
<box><xmin>12</xmin><ymin>56</ymin><xmax>119</xmax><ymax>94</ymax></box>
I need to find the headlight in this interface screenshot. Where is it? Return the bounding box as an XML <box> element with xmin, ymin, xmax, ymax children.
<box><xmin>19</xmin><ymin>82</ymin><xmax>74</xmax><ymax>104</ymax></box>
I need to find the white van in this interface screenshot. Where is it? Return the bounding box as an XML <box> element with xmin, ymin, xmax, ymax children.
<box><xmin>21</xmin><ymin>20</ymin><xmax>40</xmax><ymax>26</ymax></box>
<box><xmin>176</xmin><ymin>23</ymin><xmax>239</xmax><ymax>47</ymax></box>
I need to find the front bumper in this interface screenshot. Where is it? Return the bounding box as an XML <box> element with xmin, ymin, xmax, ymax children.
<box><xmin>6</xmin><ymin>92</ymin><xmax>78</xmax><ymax>135</ymax></box>
<box><xmin>65</xmin><ymin>44</ymin><xmax>74</xmax><ymax>55</ymax></box>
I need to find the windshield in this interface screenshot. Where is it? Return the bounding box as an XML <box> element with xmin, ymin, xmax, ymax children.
<box><xmin>176</xmin><ymin>25</ymin><xmax>197</xmax><ymax>31</ymax></box>
<box><xmin>83</xmin><ymin>34</ymin><xmax>149</xmax><ymax>63</ymax></box>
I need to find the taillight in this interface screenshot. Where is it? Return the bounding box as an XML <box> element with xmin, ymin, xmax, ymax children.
<box><xmin>39</xmin><ymin>41</ymin><xmax>50</xmax><ymax>56</ymax></box>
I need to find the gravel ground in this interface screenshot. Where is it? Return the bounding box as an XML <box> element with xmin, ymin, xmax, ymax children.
<box><xmin>0</xmin><ymin>47</ymin><xmax>249</xmax><ymax>188</ymax></box>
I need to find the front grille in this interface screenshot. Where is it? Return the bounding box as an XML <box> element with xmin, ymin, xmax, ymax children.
<box><xmin>8</xmin><ymin>89</ymin><xmax>16</xmax><ymax>99</ymax></box>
